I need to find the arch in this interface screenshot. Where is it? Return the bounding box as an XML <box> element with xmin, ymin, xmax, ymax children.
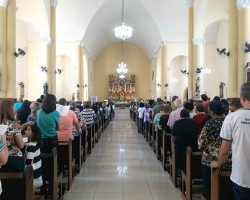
<box><xmin>194</xmin><ymin>0</ymin><xmax>228</xmax><ymax>38</ymax></box>
<box><xmin>16</xmin><ymin>0</ymin><xmax>50</xmax><ymax>38</ymax></box>
<box><xmin>168</xmin><ymin>55</ymin><xmax>188</xmax><ymax>101</ymax></box>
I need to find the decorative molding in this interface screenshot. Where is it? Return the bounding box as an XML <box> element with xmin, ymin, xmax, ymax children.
<box><xmin>50</xmin><ymin>0</ymin><xmax>58</xmax><ymax>7</ymax></box>
<box><xmin>39</xmin><ymin>37</ymin><xmax>52</xmax><ymax>45</ymax></box>
<box><xmin>236</xmin><ymin>0</ymin><xmax>250</xmax><ymax>9</ymax></box>
<box><xmin>186</xmin><ymin>0</ymin><xmax>194</xmax><ymax>8</ymax></box>
<box><xmin>0</xmin><ymin>0</ymin><xmax>8</xmax><ymax>8</ymax></box>
<box><xmin>192</xmin><ymin>38</ymin><xmax>205</xmax><ymax>46</ymax></box>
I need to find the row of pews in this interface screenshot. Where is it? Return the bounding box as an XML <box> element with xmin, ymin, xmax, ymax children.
<box><xmin>0</xmin><ymin>116</ymin><xmax>110</xmax><ymax>200</ymax></box>
<box><xmin>130</xmin><ymin>108</ymin><xmax>233</xmax><ymax>200</ymax></box>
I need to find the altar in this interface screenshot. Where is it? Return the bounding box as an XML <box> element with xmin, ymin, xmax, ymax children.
<box><xmin>108</xmin><ymin>74</ymin><xmax>136</xmax><ymax>102</ymax></box>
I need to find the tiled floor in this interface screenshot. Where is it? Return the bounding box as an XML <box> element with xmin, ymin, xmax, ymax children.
<box><xmin>64</xmin><ymin>108</ymin><xmax>182</xmax><ymax>200</ymax></box>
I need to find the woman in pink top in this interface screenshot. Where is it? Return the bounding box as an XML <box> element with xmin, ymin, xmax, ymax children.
<box><xmin>57</xmin><ymin>98</ymin><xmax>80</xmax><ymax>141</ymax></box>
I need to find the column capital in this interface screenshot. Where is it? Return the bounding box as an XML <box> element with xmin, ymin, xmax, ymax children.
<box><xmin>236</xmin><ymin>0</ymin><xmax>250</xmax><ymax>9</ymax></box>
<box><xmin>0</xmin><ymin>0</ymin><xmax>8</xmax><ymax>8</ymax></box>
<box><xmin>186</xmin><ymin>0</ymin><xmax>194</xmax><ymax>8</ymax></box>
<box><xmin>40</xmin><ymin>37</ymin><xmax>52</xmax><ymax>45</ymax></box>
<box><xmin>50</xmin><ymin>0</ymin><xmax>58</xmax><ymax>7</ymax></box>
<box><xmin>192</xmin><ymin>38</ymin><xmax>205</xmax><ymax>46</ymax></box>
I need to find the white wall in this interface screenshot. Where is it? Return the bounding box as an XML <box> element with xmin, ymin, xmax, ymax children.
<box><xmin>203</xmin><ymin>21</ymin><xmax>228</xmax><ymax>99</ymax></box>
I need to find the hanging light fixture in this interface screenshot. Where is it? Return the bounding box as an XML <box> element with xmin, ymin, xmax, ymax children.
<box><xmin>116</xmin><ymin>40</ymin><xmax>128</xmax><ymax>78</ymax></box>
<box><xmin>114</xmin><ymin>0</ymin><xmax>133</xmax><ymax>40</ymax></box>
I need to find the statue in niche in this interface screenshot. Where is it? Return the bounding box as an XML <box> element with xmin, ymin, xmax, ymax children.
<box><xmin>43</xmin><ymin>82</ymin><xmax>48</xmax><ymax>95</ymax></box>
<box><xmin>18</xmin><ymin>81</ymin><xmax>25</xmax><ymax>98</ymax></box>
<box><xmin>219</xmin><ymin>82</ymin><xmax>225</xmax><ymax>98</ymax></box>
<box><xmin>120</xmin><ymin>92</ymin><xmax>125</xmax><ymax>101</ymax></box>
<box><xmin>195</xmin><ymin>76</ymin><xmax>200</xmax><ymax>99</ymax></box>
<box><xmin>72</xmin><ymin>92</ymin><xmax>75</xmax><ymax>100</ymax></box>
<box><xmin>76</xmin><ymin>90</ymin><xmax>80</xmax><ymax>100</ymax></box>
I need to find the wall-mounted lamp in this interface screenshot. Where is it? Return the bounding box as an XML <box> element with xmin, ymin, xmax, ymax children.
<box><xmin>217</xmin><ymin>48</ymin><xmax>230</xmax><ymax>57</ymax></box>
<box><xmin>41</xmin><ymin>66</ymin><xmax>47</xmax><ymax>72</ymax></box>
<box><xmin>76</xmin><ymin>84</ymin><xmax>80</xmax><ymax>88</ymax></box>
<box><xmin>164</xmin><ymin>83</ymin><xmax>168</xmax><ymax>87</ymax></box>
<box><xmin>157</xmin><ymin>84</ymin><xmax>161</xmax><ymax>87</ymax></box>
<box><xmin>14</xmin><ymin>48</ymin><xmax>26</xmax><ymax>57</ymax></box>
<box><xmin>220</xmin><ymin>82</ymin><xmax>226</xmax><ymax>87</ymax></box>
<box><xmin>18</xmin><ymin>81</ymin><xmax>24</xmax><ymax>87</ymax></box>
<box><xmin>244</xmin><ymin>62</ymin><xmax>250</xmax><ymax>69</ymax></box>
<box><xmin>181</xmin><ymin>69</ymin><xmax>189</xmax><ymax>75</ymax></box>
<box><xmin>196</xmin><ymin>68</ymin><xmax>203</xmax><ymax>74</ymax></box>
<box><xmin>55</xmin><ymin>69</ymin><xmax>62</xmax><ymax>74</ymax></box>
<box><xmin>244</xmin><ymin>42</ymin><xmax>250</xmax><ymax>53</ymax></box>
<box><xmin>83</xmin><ymin>84</ymin><xmax>87</xmax><ymax>88</ymax></box>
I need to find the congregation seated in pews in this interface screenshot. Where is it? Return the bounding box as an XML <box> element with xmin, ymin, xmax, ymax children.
<box><xmin>0</xmin><ymin>95</ymin><xmax>110</xmax><ymax>199</ymax></box>
<box><xmin>131</xmin><ymin>94</ymin><xmax>245</xmax><ymax>200</ymax></box>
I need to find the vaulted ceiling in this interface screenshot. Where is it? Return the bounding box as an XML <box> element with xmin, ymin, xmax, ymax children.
<box><xmin>17</xmin><ymin>0</ymin><xmax>190</xmax><ymax>59</ymax></box>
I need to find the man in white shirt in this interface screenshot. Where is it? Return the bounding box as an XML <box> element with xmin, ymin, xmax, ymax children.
<box><xmin>211</xmin><ymin>82</ymin><xmax>250</xmax><ymax>200</ymax></box>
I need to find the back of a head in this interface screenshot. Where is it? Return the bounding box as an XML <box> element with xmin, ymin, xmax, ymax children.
<box><xmin>162</xmin><ymin>104</ymin><xmax>172</xmax><ymax>113</ymax></box>
<box><xmin>59</xmin><ymin>98</ymin><xmax>67</xmax><ymax>106</ymax></box>
<box><xmin>85</xmin><ymin>101</ymin><xmax>91</xmax><ymax>109</ymax></box>
<box><xmin>213</xmin><ymin>96</ymin><xmax>220</xmax><ymax>101</ymax></box>
<box><xmin>209</xmin><ymin>100</ymin><xmax>225</xmax><ymax>116</ymax></box>
<box><xmin>221</xmin><ymin>99</ymin><xmax>229</xmax><ymax>107</ymax></box>
<box><xmin>184</xmin><ymin>101</ymin><xmax>194</xmax><ymax>111</ymax></box>
<box><xmin>180</xmin><ymin>109</ymin><xmax>190</xmax><ymax>118</ymax></box>
<box><xmin>0</xmin><ymin>99</ymin><xmax>15</xmax><ymax>122</ymax></box>
<box><xmin>145</xmin><ymin>103</ymin><xmax>150</xmax><ymax>109</ymax></box>
<box><xmin>157</xmin><ymin>98</ymin><xmax>162</xmax><ymax>103</ymax></box>
<box><xmin>196</xmin><ymin>103</ymin><xmax>205</xmax><ymax>112</ymax></box>
<box><xmin>172</xmin><ymin>96</ymin><xmax>179</xmax><ymax>102</ymax></box>
<box><xmin>18</xmin><ymin>97</ymin><xmax>23</xmax><ymax>102</ymax></box>
<box><xmin>36</xmin><ymin>98</ymin><xmax>43</xmax><ymax>103</ymax></box>
<box><xmin>40</xmin><ymin>95</ymin><xmax>45</xmax><ymax>100</ymax></box>
<box><xmin>174</xmin><ymin>98</ymin><xmax>182</xmax><ymax>108</ymax></box>
<box><xmin>139</xmin><ymin>102</ymin><xmax>144</xmax><ymax>108</ymax></box>
<box><xmin>240</xmin><ymin>82</ymin><xmax>250</xmax><ymax>101</ymax></box>
<box><xmin>30</xmin><ymin>102</ymin><xmax>41</xmax><ymax>115</ymax></box>
<box><xmin>69</xmin><ymin>101</ymin><xmax>77</xmax><ymax>111</ymax></box>
<box><xmin>201</xmin><ymin>94</ymin><xmax>208</xmax><ymax>101</ymax></box>
<box><xmin>230</xmin><ymin>98</ymin><xmax>242</xmax><ymax>110</ymax></box>
<box><xmin>42</xmin><ymin>94</ymin><xmax>57</xmax><ymax>113</ymax></box>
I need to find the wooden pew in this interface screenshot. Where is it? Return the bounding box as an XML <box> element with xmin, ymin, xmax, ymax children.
<box><xmin>0</xmin><ymin>165</ymin><xmax>34</xmax><ymax>200</ymax></box>
<box><xmin>81</xmin><ymin>129</ymin><xmax>88</xmax><ymax>162</ymax></box>
<box><xmin>148</xmin><ymin>121</ymin><xmax>154</xmax><ymax>146</ymax></box>
<box><xmin>161</xmin><ymin>131</ymin><xmax>172</xmax><ymax>171</ymax></box>
<box><xmin>87</xmin><ymin>125</ymin><xmax>94</xmax><ymax>154</ymax></box>
<box><xmin>58</xmin><ymin>140</ymin><xmax>75</xmax><ymax>190</ymax></box>
<box><xmin>155</xmin><ymin>128</ymin><xmax>161</xmax><ymax>160</ymax></box>
<box><xmin>201</xmin><ymin>169</ymin><xmax>233</xmax><ymax>200</ymax></box>
<box><xmin>41</xmin><ymin>148</ymin><xmax>63</xmax><ymax>200</ymax></box>
<box><xmin>169</xmin><ymin>136</ymin><xmax>178</xmax><ymax>187</ymax></box>
<box><xmin>181</xmin><ymin>147</ymin><xmax>202</xmax><ymax>200</ymax></box>
<box><xmin>73</xmin><ymin>134</ymin><xmax>83</xmax><ymax>173</ymax></box>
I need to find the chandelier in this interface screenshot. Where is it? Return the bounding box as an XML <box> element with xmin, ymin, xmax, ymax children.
<box><xmin>117</xmin><ymin>61</ymin><xmax>128</xmax><ymax>74</ymax></box>
<box><xmin>116</xmin><ymin>41</ymin><xmax>128</xmax><ymax>79</ymax></box>
<box><xmin>114</xmin><ymin>0</ymin><xmax>133</xmax><ymax>40</ymax></box>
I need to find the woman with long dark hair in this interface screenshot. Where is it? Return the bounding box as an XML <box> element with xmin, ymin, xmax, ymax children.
<box><xmin>37</xmin><ymin>94</ymin><xmax>60</xmax><ymax>153</ymax></box>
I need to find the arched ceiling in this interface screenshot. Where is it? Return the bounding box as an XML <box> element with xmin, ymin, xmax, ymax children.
<box><xmin>17</xmin><ymin>0</ymin><xmax>189</xmax><ymax>59</ymax></box>
<box><xmin>57</xmin><ymin>0</ymin><xmax>188</xmax><ymax>59</ymax></box>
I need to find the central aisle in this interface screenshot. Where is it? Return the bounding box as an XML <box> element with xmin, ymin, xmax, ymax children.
<box><xmin>64</xmin><ymin>108</ymin><xmax>182</xmax><ymax>200</ymax></box>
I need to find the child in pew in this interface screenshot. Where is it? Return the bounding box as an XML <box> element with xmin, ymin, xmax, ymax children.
<box><xmin>25</xmin><ymin>124</ymin><xmax>43</xmax><ymax>189</ymax></box>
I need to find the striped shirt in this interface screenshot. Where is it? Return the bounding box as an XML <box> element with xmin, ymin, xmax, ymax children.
<box><xmin>25</xmin><ymin>142</ymin><xmax>42</xmax><ymax>182</ymax></box>
<box><xmin>80</xmin><ymin>109</ymin><xmax>96</xmax><ymax>125</ymax></box>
